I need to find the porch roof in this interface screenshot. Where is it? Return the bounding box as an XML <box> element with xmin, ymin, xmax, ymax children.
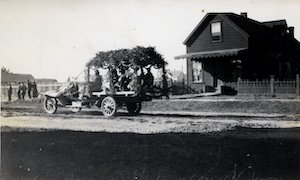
<box><xmin>174</xmin><ymin>48</ymin><xmax>247</xmax><ymax>59</ymax></box>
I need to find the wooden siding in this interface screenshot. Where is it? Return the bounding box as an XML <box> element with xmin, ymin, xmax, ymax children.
<box><xmin>187</xmin><ymin>15</ymin><xmax>248</xmax><ymax>53</ymax></box>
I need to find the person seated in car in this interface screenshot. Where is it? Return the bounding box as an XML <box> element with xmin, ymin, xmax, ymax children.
<box><xmin>91</xmin><ymin>69</ymin><xmax>102</xmax><ymax>92</ymax></box>
<box><xmin>128</xmin><ymin>67</ymin><xmax>139</xmax><ymax>92</ymax></box>
<box><xmin>116</xmin><ymin>68</ymin><xmax>131</xmax><ymax>91</ymax></box>
<box><xmin>70</xmin><ymin>81</ymin><xmax>79</xmax><ymax>98</ymax></box>
<box><xmin>102</xmin><ymin>67</ymin><xmax>120</xmax><ymax>94</ymax></box>
<box><xmin>64</xmin><ymin>79</ymin><xmax>79</xmax><ymax>100</ymax></box>
<box><xmin>111</xmin><ymin>68</ymin><xmax>119</xmax><ymax>91</ymax></box>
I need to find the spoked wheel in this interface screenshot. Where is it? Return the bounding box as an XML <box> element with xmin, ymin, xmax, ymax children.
<box><xmin>101</xmin><ymin>96</ymin><xmax>117</xmax><ymax>117</ymax></box>
<box><xmin>126</xmin><ymin>102</ymin><xmax>142</xmax><ymax>115</ymax></box>
<box><xmin>71</xmin><ymin>107</ymin><xmax>82</xmax><ymax>113</ymax></box>
<box><xmin>43</xmin><ymin>97</ymin><xmax>57</xmax><ymax>114</ymax></box>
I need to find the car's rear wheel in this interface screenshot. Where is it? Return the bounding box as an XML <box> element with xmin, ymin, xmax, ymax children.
<box><xmin>43</xmin><ymin>97</ymin><xmax>57</xmax><ymax>114</ymax></box>
<box><xmin>101</xmin><ymin>96</ymin><xmax>117</xmax><ymax>117</ymax></box>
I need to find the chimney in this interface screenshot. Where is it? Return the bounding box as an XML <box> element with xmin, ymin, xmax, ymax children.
<box><xmin>288</xmin><ymin>26</ymin><xmax>294</xmax><ymax>38</ymax></box>
<box><xmin>240</xmin><ymin>12</ymin><xmax>247</xmax><ymax>18</ymax></box>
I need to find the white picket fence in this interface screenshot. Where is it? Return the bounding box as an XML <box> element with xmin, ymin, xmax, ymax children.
<box><xmin>224</xmin><ymin>74</ymin><xmax>300</xmax><ymax>95</ymax></box>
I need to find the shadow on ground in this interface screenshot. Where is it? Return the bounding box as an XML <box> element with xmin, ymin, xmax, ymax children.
<box><xmin>1</xmin><ymin>127</ymin><xmax>300</xmax><ymax>180</ymax></box>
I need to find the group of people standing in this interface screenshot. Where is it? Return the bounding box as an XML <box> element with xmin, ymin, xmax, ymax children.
<box><xmin>7</xmin><ymin>80</ymin><xmax>39</xmax><ymax>102</ymax></box>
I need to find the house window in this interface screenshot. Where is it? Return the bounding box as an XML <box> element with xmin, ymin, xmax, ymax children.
<box><xmin>192</xmin><ymin>61</ymin><xmax>203</xmax><ymax>82</ymax></box>
<box><xmin>211</xmin><ymin>21</ymin><xmax>222</xmax><ymax>42</ymax></box>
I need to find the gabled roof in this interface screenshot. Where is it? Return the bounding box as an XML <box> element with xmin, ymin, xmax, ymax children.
<box><xmin>183</xmin><ymin>13</ymin><xmax>220</xmax><ymax>45</ymax></box>
<box><xmin>1</xmin><ymin>72</ymin><xmax>35</xmax><ymax>83</ymax></box>
<box><xmin>183</xmin><ymin>12</ymin><xmax>287</xmax><ymax>46</ymax></box>
<box><xmin>262</xmin><ymin>20</ymin><xmax>287</xmax><ymax>28</ymax></box>
<box><xmin>226</xmin><ymin>13</ymin><xmax>273</xmax><ymax>38</ymax></box>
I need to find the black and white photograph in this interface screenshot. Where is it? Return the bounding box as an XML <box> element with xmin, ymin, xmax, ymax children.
<box><xmin>1</xmin><ymin>0</ymin><xmax>300</xmax><ymax>179</ymax></box>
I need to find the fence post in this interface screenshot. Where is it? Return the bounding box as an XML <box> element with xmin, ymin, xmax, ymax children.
<box><xmin>270</xmin><ymin>75</ymin><xmax>275</xmax><ymax>96</ymax></box>
<box><xmin>296</xmin><ymin>74</ymin><xmax>299</xmax><ymax>96</ymax></box>
<box><xmin>237</xmin><ymin>77</ymin><xmax>241</xmax><ymax>94</ymax></box>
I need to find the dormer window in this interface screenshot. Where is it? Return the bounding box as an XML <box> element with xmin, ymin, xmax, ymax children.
<box><xmin>211</xmin><ymin>21</ymin><xmax>222</xmax><ymax>42</ymax></box>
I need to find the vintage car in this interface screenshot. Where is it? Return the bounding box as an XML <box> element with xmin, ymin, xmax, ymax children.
<box><xmin>42</xmin><ymin>46</ymin><xmax>169</xmax><ymax>117</ymax></box>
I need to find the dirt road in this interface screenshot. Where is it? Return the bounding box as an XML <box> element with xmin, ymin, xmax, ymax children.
<box><xmin>1</xmin><ymin>101</ymin><xmax>300</xmax><ymax>133</ymax></box>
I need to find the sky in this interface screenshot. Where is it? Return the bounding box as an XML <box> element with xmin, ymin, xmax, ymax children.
<box><xmin>1</xmin><ymin>0</ymin><xmax>300</xmax><ymax>82</ymax></box>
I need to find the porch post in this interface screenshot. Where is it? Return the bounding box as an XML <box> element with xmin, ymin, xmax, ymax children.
<box><xmin>270</xmin><ymin>75</ymin><xmax>275</xmax><ymax>96</ymax></box>
<box><xmin>186</xmin><ymin>58</ymin><xmax>189</xmax><ymax>86</ymax></box>
<box><xmin>296</xmin><ymin>74</ymin><xmax>299</xmax><ymax>96</ymax></box>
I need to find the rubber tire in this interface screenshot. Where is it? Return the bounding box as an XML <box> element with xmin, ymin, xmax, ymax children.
<box><xmin>101</xmin><ymin>96</ymin><xmax>117</xmax><ymax>117</ymax></box>
<box><xmin>43</xmin><ymin>97</ymin><xmax>57</xmax><ymax>114</ymax></box>
<box><xmin>126</xmin><ymin>102</ymin><xmax>142</xmax><ymax>115</ymax></box>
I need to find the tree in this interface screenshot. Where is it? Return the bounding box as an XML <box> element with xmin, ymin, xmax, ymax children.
<box><xmin>1</xmin><ymin>66</ymin><xmax>10</xmax><ymax>74</ymax></box>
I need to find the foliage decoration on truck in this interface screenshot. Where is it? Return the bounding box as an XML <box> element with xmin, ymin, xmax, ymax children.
<box><xmin>86</xmin><ymin>46</ymin><xmax>167</xmax><ymax>69</ymax></box>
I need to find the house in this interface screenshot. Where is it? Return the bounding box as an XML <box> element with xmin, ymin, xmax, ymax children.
<box><xmin>169</xmin><ymin>70</ymin><xmax>186</xmax><ymax>83</ymax></box>
<box><xmin>175</xmin><ymin>12</ymin><xmax>300</xmax><ymax>93</ymax></box>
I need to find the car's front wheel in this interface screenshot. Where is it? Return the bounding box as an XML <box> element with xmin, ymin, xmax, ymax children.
<box><xmin>101</xmin><ymin>96</ymin><xmax>117</xmax><ymax>117</ymax></box>
<box><xmin>43</xmin><ymin>97</ymin><xmax>57</xmax><ymax>114</ymax></box>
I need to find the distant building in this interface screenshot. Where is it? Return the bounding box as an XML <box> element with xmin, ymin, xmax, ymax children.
<box><xmin>1</xmin><ymin>71</ymin><xmax>61</xmax><ymax>100</ymax></box>
<box><xmin>35</xmin><ymin>78</ymin><xmax>58</xmax><ymax>85</ymax></box>
<box><xmin>175</xmin><ymin>12</ymin><xmax>300</xmax><ymax>93</ymax></box>
<box><xmin>1</xmin><ymin>71</ymin><xmax>58</xmax><ymax>86</ymax></box>
<box><xmin>169</xmin><ymin>70</ymin><xmax>186</xmax><ymax>83</ymax></box>
<box><xmin>1</xmin><ymin>72</ymin><xmax>35</xmax><ymax>85</ymax></box>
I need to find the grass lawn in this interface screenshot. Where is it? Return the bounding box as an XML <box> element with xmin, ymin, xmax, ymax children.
<box><xmin>143</xmin><ymin>100</ymin><xmax>300</xmax><ymax>114</ymax></box>
<box><xmin>1</xmin><ymin>127</ymin><xmax>300</xmax><ymax>180</ymax></box>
